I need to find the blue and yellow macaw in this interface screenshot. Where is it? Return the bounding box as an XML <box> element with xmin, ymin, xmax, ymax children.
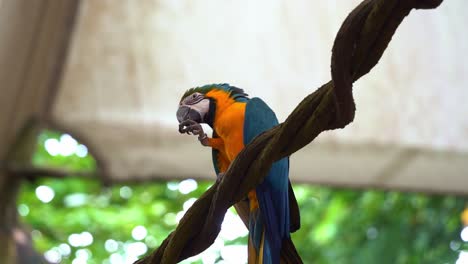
<box><xmin>177</xmin><ymin>84</ymin><xmax>300</xmax><ymax>264</ymax></box>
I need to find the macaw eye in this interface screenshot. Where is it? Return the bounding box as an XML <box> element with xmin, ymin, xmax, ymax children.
<box><xmin>184</xmin><ymin>93</ymin><xmax>203</xmax><ymax>105</ymax></box>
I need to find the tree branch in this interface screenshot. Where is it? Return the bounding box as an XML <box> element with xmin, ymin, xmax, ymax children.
<box><xmin>136</xmin><ymin>0</ymin><xmax>444</xmax><ymax>263</ymax></box>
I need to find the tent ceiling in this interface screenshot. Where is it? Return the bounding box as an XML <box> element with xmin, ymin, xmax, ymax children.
<box><xmin>2</xmin><ymin>0</ymin><xmax>467</xmax><ymax>195</ymax></box>
<box><xmin>53</xmin><ymin>0</ymin><xmax>468</xmax><ymax>194</ymax></box>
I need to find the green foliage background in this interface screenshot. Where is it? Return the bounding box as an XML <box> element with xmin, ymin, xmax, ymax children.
<box><xmin>17</xmin><ymin>131</ymin><xmax>468</xmax><ymax>263</ymax></box>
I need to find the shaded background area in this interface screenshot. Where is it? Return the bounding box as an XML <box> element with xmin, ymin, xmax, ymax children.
<box><xmin>1</xmin><ymin>0</ymin><xmax>467</xmax><ymax>263</ymax></box>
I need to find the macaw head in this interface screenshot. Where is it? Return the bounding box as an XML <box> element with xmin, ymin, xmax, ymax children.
<box><xmin>177</xmin><ymin>83</ymin><xmax>248</xmax><ymax>127</ymax></box>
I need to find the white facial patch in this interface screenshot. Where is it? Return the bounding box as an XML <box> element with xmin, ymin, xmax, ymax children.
<box><xmin>189</xmin><ymin>98</ymin><xmax>210</xmax><ymax>121</ymax></box>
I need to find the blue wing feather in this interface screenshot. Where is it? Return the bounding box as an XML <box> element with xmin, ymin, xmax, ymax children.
<box><xmin>244</xmin><ymin>98</ymin><xmax>290</xmax><ymax>264</ymax></box>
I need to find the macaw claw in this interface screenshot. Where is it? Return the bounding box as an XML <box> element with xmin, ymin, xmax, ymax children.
<box><xmin>178</xmin><ymin>119</ymin><xmax>201</xmax><ymax>135</ymax></box>
<box><xmin>179</xmin><ymin>120</ymin><xmax>205</xmax><ymax>136</ymax></box>
<box><xmin>179</xmin><ymin>120</ymin><xmax>210</xmax><ymax>146</ymax></box>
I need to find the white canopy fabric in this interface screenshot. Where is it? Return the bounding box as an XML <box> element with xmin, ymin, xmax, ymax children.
<box><xmin>0</xmin><ymin>2</ymin><xmax>78</xmax><ymax>261</ymax></box>
<box><xmin>3</xmin><ymin>0</ymin><xmax>468</xmax><ymax>194</ymax></box>
<box><xmin>0</xmin><ymin>0</ymin><xmax>77</xmax><ymax>163</ymax></box>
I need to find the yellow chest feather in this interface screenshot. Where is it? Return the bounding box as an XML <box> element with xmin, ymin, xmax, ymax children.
<box><xmin>214</xmin><ymin>102</ymin><xmax>246</xmax><ymax>162</ymax></box>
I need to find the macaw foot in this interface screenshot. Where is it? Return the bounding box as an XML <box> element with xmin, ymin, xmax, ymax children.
<box><xmin>178</xmin><ymin>119</ymin><xmax>200</xmax><ymax>134</ymax></box>
<box><xmin>178</xmin><ymin>119</ymin><xmax>209</xmax><ymax>146</ymax></box>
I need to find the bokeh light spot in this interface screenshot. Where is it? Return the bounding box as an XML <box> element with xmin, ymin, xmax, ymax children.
<box><xmin>451</xmin><ymin>240</ymin><xmax>462</xmax><ymax>251</ymax></box>
<box><xmin>178</xmin><ymin>179</ymin><xmax>197</xmax><ymax>194</ymax></box>
<box><xmin>151</xmin><ymin>203</ymin><xmax>166</xmax><ymax>216</ymax></box>
<box><xmin>176</xmin><ymin>211</ymin><xmax>185</xmax><ymax>223</ymax></box>
<box><xmin>366</xmin><ymin>227</ymin><xmax>378</xmax><ymax>240</ymax></box>
<box><xmin>126</xmin><ymin>242</ymin><xmax>148</xmax><ymax>257</ymax></box>
<box><xmin>105</xmin><ymin>239</ymin><xmax>119</xmax><ymax>253</ymax></box>
<box><xmin>120</xmin><ymin>186</ymin><xmax>133</xmax><ymax>199</ymax></box>
<box><xmin>110</xmin><ymin>253</ymin><xmax>124</xmax><ymax>264</ymax></box>
<box><xmin>72</xmin><ymin>258</ymin><xmax>87</xmax><ymax>264</ymax></box>
<box><xmin>144</xmin><ymin>236</ymin><xmax>158</xmax><ymax>248</ymax></box>
<box><xmin>75</xmin><ymin>248</ymin><xmax>91</xmax><ymax>261</ymax></box>
<box><xmin>166</xmin><ymin>181</ymin><xmax>179</xmax><ymax>191</ymax></box>
<box><xmin>220</xmin><ymin>210</ymin><xmax>249</xmax><ymax>241</ymax></box>
<box><xmin>59</xmin><ymin>134</ymin><xmax>78</xmax><ymax>156</ymax></box>
<box><xmin>68</xmin><ymin>232</ymin><xmax>94</xmax><ymax>247</ymax></box>
<box><xmin>44</xmin><ymin>248</ymin><xmax>62</xmax><ymax>263</ymax></box>
<box><xmin>18</xmin><ymin>204</ymin><xmax>29</xmax><ymax>216</ymax></box>
<box><xmin>164</xmin><ymin>213</ymin><xmax>177</xmax><ymax>226</ymax></box>
<box><xmin>183</xmin><ymin>198</ymin><xmax>197</xmax><ymax>211</ymax></box>
<box><xmin>76</xmin><ymin>144</ymin><xmax>88</xmax><ymax>158</ymax></box>
<box><xmin>68</xmin><ymin>234</ymin><xmax>81</xmax><ymax>247</ymax></box>
<box><xmin>221</xmin><ymin>245</ymin><xmax>247</xmax><ymax>263</ymax></box>
<box><xmin>461</xmin><ymin>226</ymin><xmax>468</xmax><ymax>242</ymax></box>
<box><xmin>35</xmin><ymin>185</ymin><xmax>55</xmax><ymax>203</ymax></box>
<box><xmin>132</xmin><ymin>225</ymin><xmax>148</xmax><ymax>241</ymax></box>
<box><xmin>80</xmin><ymin>232</ymin><xmax>94</xmax><ymax>247</ymax></box>
<box><xmin>456</xmin><ymin>251</ymin><xmax>468</xmax><ymax>264</ymax></box>
<box><xmin>58</xmin><ymin>243</ymin><xmax>71</xmax><ymax>256</ymax></box>
<box><xmin>44</xmin><ymin>138</ymin><xmax>60</xmax><ymax>156</ymax></box>
<box><xmin>64</xmin><ymin>193</ymin><xmax>88</xmax><ymax>207</ymax></box>
<box><xmin>31</xmin><ymin>230</ymin><xmax>42</xmax><ymax>240</ymax></box>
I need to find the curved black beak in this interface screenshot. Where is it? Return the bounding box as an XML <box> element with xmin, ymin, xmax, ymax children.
<box><xmin>177</xmin><ymin>105</ymin><xmax>202</xmax><ymax>123</ymax></box>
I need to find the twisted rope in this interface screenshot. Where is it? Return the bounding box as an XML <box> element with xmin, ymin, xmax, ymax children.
<box><xmin>136</xmin><ymin>0</ymin><xmax>443</xmax><ymax>263</ymax></box>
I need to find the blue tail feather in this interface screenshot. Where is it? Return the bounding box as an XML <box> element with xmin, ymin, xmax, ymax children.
<box><xmin>244</xmin><ymin>97</ymin><xmax>291</xmax><ymax>264</ymax></box>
